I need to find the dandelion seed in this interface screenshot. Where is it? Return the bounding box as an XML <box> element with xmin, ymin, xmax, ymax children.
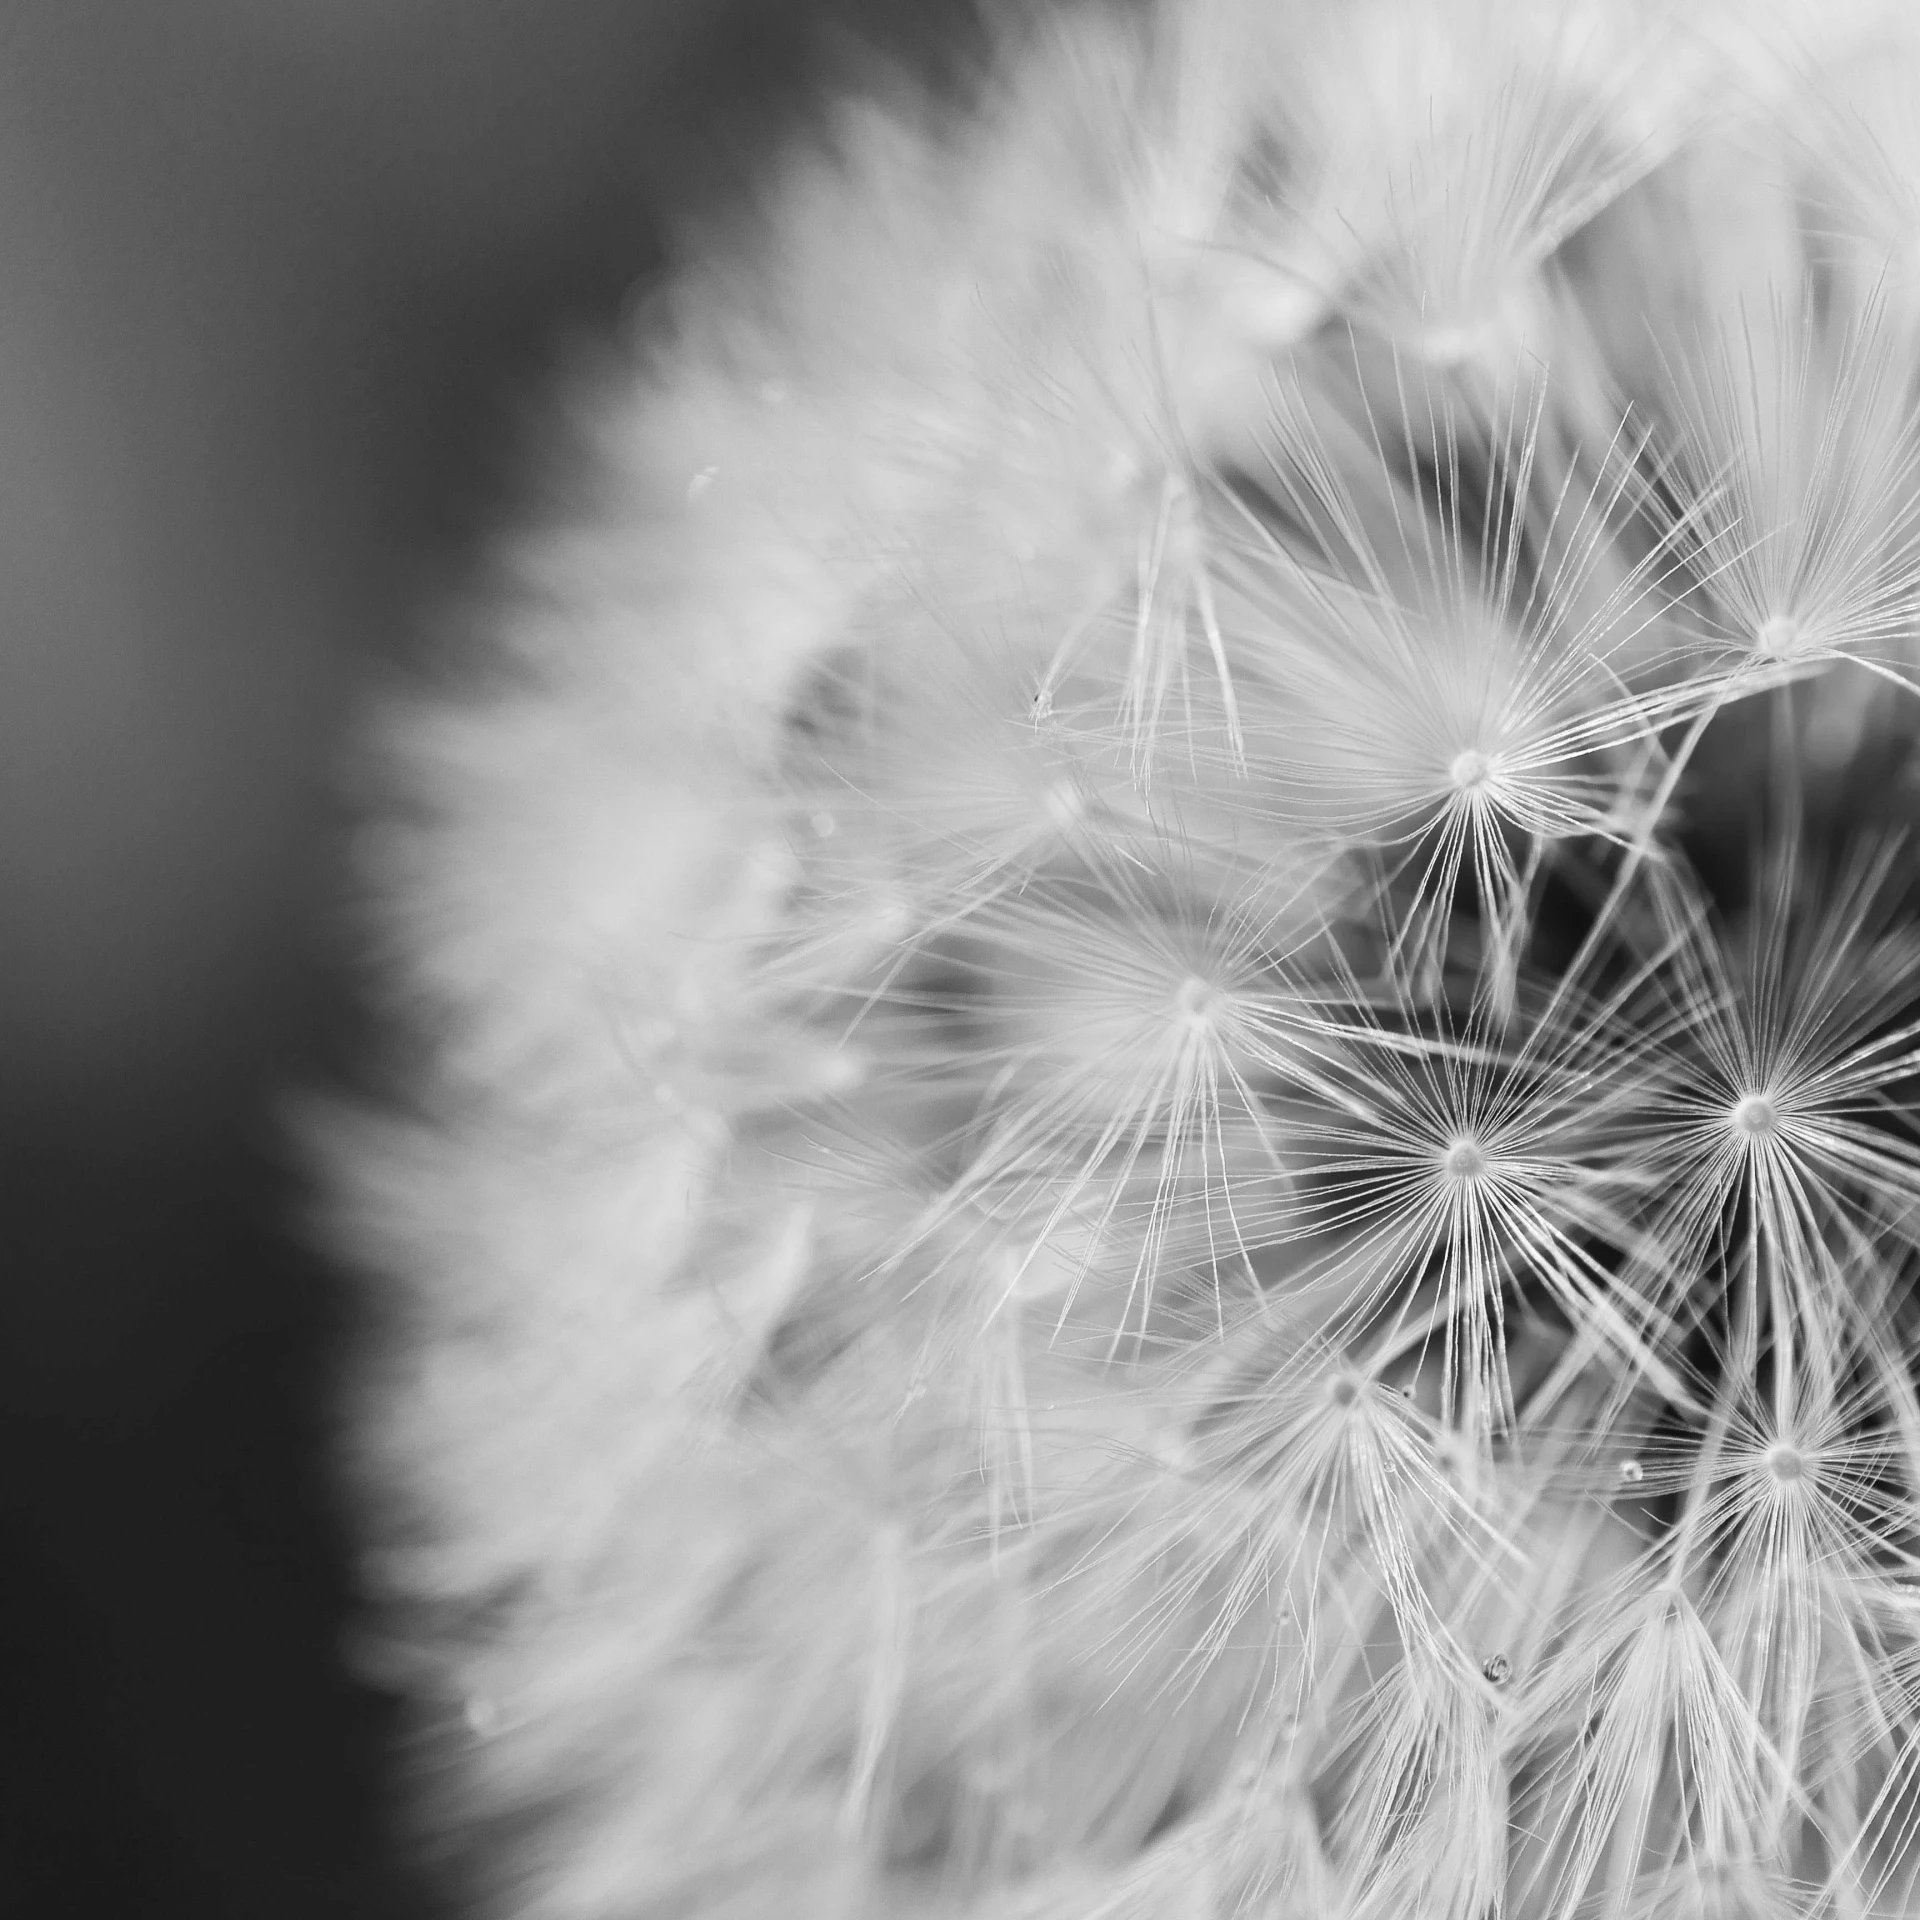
<box><xmin>1628</xmin><ymin>830</ymin><xmax>1920</xmax><ymax>1362</ymax></box>
<box><xmin>1649</xmin><ymin>288</ymin><xmax>1920</xmax><ymax>695</ymax></box>
<box><xmin>1206</xmin><ymin>345</ymin><xmax>1703</xmax><ymax>993</ymax></box>
<box><xmin>1253</xmin><ymin>0</ymin><xmax>1695</xmax><ymax>362</ymax></box>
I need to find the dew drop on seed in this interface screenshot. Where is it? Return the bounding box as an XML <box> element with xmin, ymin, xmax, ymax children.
<box><xmin>1328</xmin><ymin>1373</ymin><xmax>1360</xmax><ymax>1407</ymax></box>
<box><xmin>464</xmin><ymin>1695</ymin><xmax>501</xmax><ymax>1737</ymax></box>
<box><xmin>1766</xmin><ymin>1443</ymin><xmax>1806</xmax><ymax>1484</ymax></box>
<box><xmin>1482</xmin><ymin>1653</ymin><xmax>1512</xmax><ymax>1685</ymax></box>
<box><xmin>1442</xmin><ymin>1135</ymin><xmax>1486</xmax><ymax>1180</ymax></box>
<box><xmin>1730</xmin><ymin>1093</ymin><xmax>1776</xmax><ymax>1138</ymax></box>
<box><xmin>1755</xmin><ymin>613</ymin><xmax>1800</xmax><ymax>658</ymax></box>
<box><xmin>810</xmin><ymin>811</ymin><xmax>838</xmax><ymax>840</ymax></box>
<box><xmin>1618</xmin><ymin>1458</ymin><xmax>1644</xmax><ymax>1486</ymax></box>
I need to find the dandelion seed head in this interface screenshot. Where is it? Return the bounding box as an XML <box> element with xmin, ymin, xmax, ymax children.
<box><xmin>344</xmin><ymin>7</ymin><xmax>1920</xmax><ymax>1916</ymax></box>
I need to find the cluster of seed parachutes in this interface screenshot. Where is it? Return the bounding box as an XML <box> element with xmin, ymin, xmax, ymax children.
<box><xmin>350</xmin><ymin>8</ymin><xmax>1920</xmax><ymax>1918</ymax></box>
<box><xmin>721</xmin><ymin>21</ymin><xmax>1920</xmax><ymax>1920</ymax></box>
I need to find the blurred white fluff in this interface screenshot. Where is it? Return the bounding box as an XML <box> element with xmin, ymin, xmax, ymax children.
<box><xmin>328</xmin><ymin>2</ymin><xmax>1920</xmax><ymax>1914</ymax></box>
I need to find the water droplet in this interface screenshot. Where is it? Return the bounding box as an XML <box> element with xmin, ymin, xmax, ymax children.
<box><xmin>1730</xmin><ymin>1092</ymin><xmax>1776</xmax><ymax>1139</ymax></box>
<box><xmin>1442</xmin><ymin>1135</ymin><xmax>1486</xmax><ymax>1180</ymax></box>
<box><xmin>1755</xmin><ymin>613</ymin><xmax>1800</xmax><ymax>659</ymax></box>
<box><xmin>1618</xmin><ymin>1459</ymin><xmax>1644</xmax><ymax>1486</ymax></box>
<box><xmin>1327</xmin><ymin>1373</ymin><xmax>1360</xmax><ymax>1408</ymax></box>
<box><xmin>1482</xmin><ymin>1653</ymin><xmax>1512</xmax><ymax>1685</ymax></box>
<box><xmin>464</xmin><ymin>1694</ymin><xmax>501</xmax><ymax>1737</ymax></box>
<box><xmin>1765</xmin><ymin>1442</ymin><xmax>1806</xmax><ymax>1484</ymax></box>
<box><xmin>810</xmin><ymin>811</ymin><xmax>838</xmax><ymax>840</ymax></box>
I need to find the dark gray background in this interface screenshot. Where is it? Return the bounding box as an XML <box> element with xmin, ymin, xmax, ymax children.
<box><xmin>0</xmin><ymin>3</ymin><xmax>975</xmax><ymax>1910</ymax></box>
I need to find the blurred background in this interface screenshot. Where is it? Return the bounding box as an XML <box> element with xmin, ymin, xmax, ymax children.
<box><xmin>0</xmin><ymin>2</ymin><xmax>968</xmax><ymax>1910</ymax></box>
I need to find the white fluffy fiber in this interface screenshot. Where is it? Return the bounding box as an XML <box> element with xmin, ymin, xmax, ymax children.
<box><xmin>332</xmin><ymin>2</ymin><xmax>1920</xmax><ymax>1914</ymax></box>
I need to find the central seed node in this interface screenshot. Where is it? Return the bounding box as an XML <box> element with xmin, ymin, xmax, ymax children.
<box><xmin>1765</xmin><ymin>1442</ymin><xmax>1806</xmax><ymax>1484</ymax></box>
<box><xmin>1756</xmin><ymin>613</ymin><xmax>1801</xmax><ymax>659</ymax></box>
<box><xmin>1442</xmin><ymin>1135</ymin><xmax>1486</xmax><ymax>1180</ymax></box>
<box><xmin>1173</xmin><ymin>975</ymin><xmax>1221</xmax><ymax>1034</ymax></box>
<box><xmin>1449</xmin><ymin>747</ymin><xmax>1493</xmax><ymax>791</ymax></box>
<box><xmin>1730</xmin><ymin>1092</ymin><xmax>1776</xmax><ymax>1139</ymax></box>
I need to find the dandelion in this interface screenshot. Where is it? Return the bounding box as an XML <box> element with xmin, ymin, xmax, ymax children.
<box><xmin>328</xmin><ymin>3</ymin><xmax>1920</xmax><ymax>1916</ymax></box>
